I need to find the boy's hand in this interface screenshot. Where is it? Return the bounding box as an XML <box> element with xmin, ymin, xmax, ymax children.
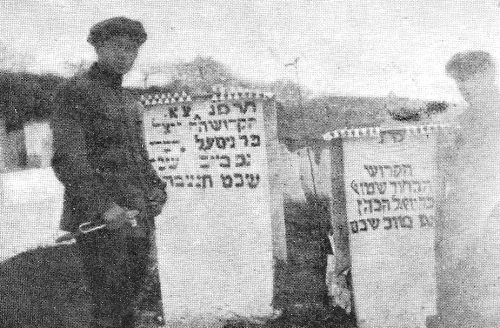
<box><xmin>148</xmin><ymin>187</ymin><xmax>167</xmax><ymax>204</ymax></box>
<box><xmin>103</xmin><ymin>203</ymin><xmax>139</xmax><ymax>230</ymax></box>
<box><xmin>147</xmin><ymin>188</ymin><xmax>167</xmax><ymax>217</ymax></box>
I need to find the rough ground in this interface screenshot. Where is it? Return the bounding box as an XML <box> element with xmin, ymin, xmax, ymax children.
<box><xmin>0</xmin><ymin>197</ymin><xmax>355</xmax><ymax>328</ymax></box>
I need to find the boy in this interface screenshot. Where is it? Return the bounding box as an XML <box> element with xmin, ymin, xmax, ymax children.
<box><xmin>51</xmin><ymin>17</ymin><xmax>167</xmax><ymax>328</ymax></box>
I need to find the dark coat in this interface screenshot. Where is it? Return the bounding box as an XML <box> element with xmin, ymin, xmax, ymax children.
<box><xmin>51</xmin><ymin>63</ymin><xmax>166</xmax><ymax>233</ymax></box>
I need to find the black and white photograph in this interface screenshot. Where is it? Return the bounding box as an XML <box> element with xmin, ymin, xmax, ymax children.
<box><xmin>0</xmin><ymin>1</ymin><xmax>499</xmax><ymax>327</ymax></box>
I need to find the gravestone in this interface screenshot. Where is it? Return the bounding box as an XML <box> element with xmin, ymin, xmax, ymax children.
<box><xmin>325</xmin><ymin>124</ymin><xmax>448</xmax><ymax>328</ymax></box>
<box><xmin>24</xmin><ymin>121</ymin><xmax>53</xmax><ymax>168</ymax></box>
<box><xmin>141</xmin><ymin>90</ymin><xmax>283</xmax><ymax>326</ymax></box>
<box><xmin>277</xmin><ymin>143</ymin><xmax>306</xmax><ymax>202</ymax></box>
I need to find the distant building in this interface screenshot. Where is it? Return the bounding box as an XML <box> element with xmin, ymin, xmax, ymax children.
<box><xmin>0</xmin><ymin>119</ymin><xmax>52</xmax><ymax>172</ymax></box>
<box><xmin>0</xmin><ymin>120</ymin><xmax>26</xmax><ymax>172</ymax></box>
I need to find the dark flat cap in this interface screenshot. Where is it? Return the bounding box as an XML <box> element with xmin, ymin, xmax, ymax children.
<box><xmin>446</xmin><ymin>51</ymin><xmax>495</xmax><ymax>80</ymax></box>
<box><xmin>88</xmin><ymin>16</ymin><xmax>147</xmax><ymax>46</ymax></box>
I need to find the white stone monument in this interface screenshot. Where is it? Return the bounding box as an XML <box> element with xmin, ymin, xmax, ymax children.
<box><xmin>142</xmin><ymin>90</ymin><xmax>283</xmax><ymax>326</ymax></box>
<box><xmin>24</xmin><ymin>121</ymin><xmax>53</xmax><ymax>168</ymax></box>
<box><xmin>325</xmin><ymin>124</ymin><xmax>448</xmax><ymax>328</ymax></box>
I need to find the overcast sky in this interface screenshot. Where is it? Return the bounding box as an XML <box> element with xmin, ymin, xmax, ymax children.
<box><xmin>1</xmin><ymin>0</ymin><xmax>499</xmax><ymax>102</ymax></box>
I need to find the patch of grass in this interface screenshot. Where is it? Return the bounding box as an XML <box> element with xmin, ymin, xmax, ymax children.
<box><xmin>274</xmin><ymin>196</ymin><xmax>331</xmax><ymax>308</ymax></box>
<box><xmin>0</xmin><ymin>196</ymin><xmax>355</xmax><ymax>327</ymax></box>
<box><xmin>224</xmin><ymin>306</ymin><xmax>355</xmax><ymax>328</ymax></box>
<box><xmin>254</xmin><ymin>196</ymin><xmax>356</xmax><ymax>328</ymax></box>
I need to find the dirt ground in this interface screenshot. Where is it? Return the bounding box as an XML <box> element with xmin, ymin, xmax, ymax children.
<box><xmin>0</xmin><ymin>197</ymin><xmax>355</xmax><ymax>328</ymax></box>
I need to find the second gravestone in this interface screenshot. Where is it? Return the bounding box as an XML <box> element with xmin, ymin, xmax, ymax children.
<box><xmin>325</xmin><ymin>124</ymin><xmax>448</xmax><ymax>328</ymax></box>
<box><xmin>141</xmin><ymin>90</ymin><xmax>281</xmax><ymax>326</ymax></box>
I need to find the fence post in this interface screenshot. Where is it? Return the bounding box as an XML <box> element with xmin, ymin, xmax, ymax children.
<box><xmin>0</xmin><ymin>118</ymin><xmax>8</xmax><ymax>172</ymax></box>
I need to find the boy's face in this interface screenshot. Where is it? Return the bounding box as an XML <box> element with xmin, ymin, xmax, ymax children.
<box><xmin>95</xmin><ymin>35</ymin><xmax>140</xmax><ymax>75</ymax></box>
<box><xmin>455</xmin><ymin>70</ymin><xmax>497</xmax><ymax>105</ymax></box>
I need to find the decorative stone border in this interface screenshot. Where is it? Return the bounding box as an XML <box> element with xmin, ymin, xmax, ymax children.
<box><xmin>140</xmin><ymin>88</ymin><xmax>274</xmax><ymax>107</ymax></box>
<box><xmin>323</xmin><ymin>123</ymin><xmax>456</xmax><ymax>140</ymax></box>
